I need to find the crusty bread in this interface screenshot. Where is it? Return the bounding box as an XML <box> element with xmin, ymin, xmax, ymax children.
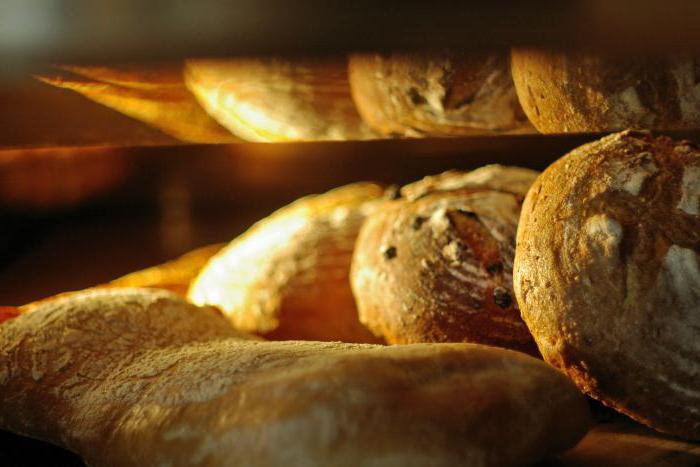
<box><xmin>185</xmin><ymin>58</ymin><xmax>375</xmax><ymax>141</ymax></box>
<box><xmin>348</xmin><ymin>52</ymin><xmax>532</xmax><ymax>137</ymax></box>
<box><xmin>514</xmin><ymin>130</ymin><xmax>700</xmax><ymax>440</ymax></box>
<box><xmin>510</xmin><ymin>50</ymin><xmax>700</xmax><ymax>133</ymax></box>
<box><xmin>37</xmin><ymin>64</ymin><xmax>237</xmax><ymax>143</ymax></box>
<box><xmin>351</xmin><ymin>166</ymin><xmax>539</xmax><ymax>353</ymax></box>
<box><xmin>0</xmin><ymin>288</ymin><xmax>591</xmax><ymax>467</ymax></box>
<box><xmin>108</xmin><ymin>243</ymin><xmax>225</xmax><ymax>296</ymax></box>
<box><xmin>189</xmin><ymin>183</ymin><xmax>385</xmax><ymax>343</ymax></box>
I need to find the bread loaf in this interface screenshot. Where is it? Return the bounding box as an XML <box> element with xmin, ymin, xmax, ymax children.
<box><xmin>109</xmin><ymin>243</ymin><xmax>224</xmax><ymax>296</ymax></box>
<box><xmin>351</xmin><ymin>166</ymin><xmax>540</xmax><ymax>353</ymax></box>
<box><xmin>514</xmin><ymin>130</ymin><xmax>700</xmax><ymax>439</ymax></box>
<box><xmin>185</xmin><ymin>58</ymin><xmax>375</xmax><ymax>141</ymax></box>
<box><xmin>189</xmin><ymin>183</ymin><xmax>385</xmax><ymax>343</ymax></box>
<box><xmin>37</xmin><ymin>64</ymin><xmax>237</xmax><ymax>143</ymax></box>
<box><xmin>0</xmin><ymin>288</ymin><xmax>591</xmax><ymax>467</ymax></box>
<box><xmin>348</xmin><ymin>52</ymin><xmax>531</xmax><ymax>137</ymax></box>
<box><xmin>0</xmin><ymin>307</ymin><xmax>19</xmax><ymax>324</ymax></box>
<box><xmin>510</xmin><ymin>50</ymin><xmax>700</xmax><ymax>133</ymax></box>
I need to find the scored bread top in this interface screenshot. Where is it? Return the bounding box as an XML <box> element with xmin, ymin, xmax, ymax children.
<box><xmin>511</xmin><ymin>51</ymin><xmax>700</xmax><ymax>133</ymax></box>
<box><xmin>352</xmin><ymin>165</ymin><xmax>540</xmax><ymax>353</ymax></box>
<box><xmin>348</xmin><ymin>52</ymin><xmax>531</xmax><ymax>137</ymax></box>
<box><xmin>515</xmin><ymin>130</ymin><xmax>700</xmax><ymax>439</ymax></box>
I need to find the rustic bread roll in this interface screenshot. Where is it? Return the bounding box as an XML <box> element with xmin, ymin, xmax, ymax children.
<box><xmin>351</xmin><ymin>166</ymin><xmax>539</xmax><ymax>353</ymax></box>
<box><xmin>108</xmin><ymin>243</ymin><xmax>224</xmax><ymax>296</ymax></box>
<box><xmin>348</xmin><ymin>52</ymin><xmax>532</xmax><ymax>137</ymax></box>
<box><xmin>510</xmin><ymin>50</ymin><xmax>700</xmax><ymax>133</ymax></box>
<box><xmin>0</xmin><ymin>146</ymin><xmax>129</xmax><ymax>210</ymax></box>
<box><xmin>514</xmin><ymin>130</ymin><xmax>700</xmax><ymax>440</ymax></box>
<box><xmin>37</xmin><ymin>64</ymin><xmax>237</xmax><ymax>143</ymax></box>
<box><xmin>185</xmin><ymin>58</ymin><xmax>375</xmax><ymax>141</ymax></box>
<box><xmin>189</xmin><ymin>183</ymin><xmax>385</xmax><ymax>343</ymax></box>
<box><xmin>0</xmin><ymin>288</ymin><xmax>591</xmax><ymax>467</ymax></box>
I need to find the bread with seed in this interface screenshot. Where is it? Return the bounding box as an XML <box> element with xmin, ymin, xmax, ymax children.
<box><xmin>351</xmin><ymin>165</ymin><xmax>539</xmax><ymax>353</ymax></box>
<box><xmin>349</xmin><ymin>52</ymin><xmax>532</xmax><ymax>137</ymax></box>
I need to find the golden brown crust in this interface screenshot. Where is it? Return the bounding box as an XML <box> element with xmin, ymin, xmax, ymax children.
<box><xmin>348</xmin><ymin>52</ymin><xmax>532</xmax><ymax>137</ymax></box>
<box><xmin>351</xmin><ymin>166</ymin><xmax>539</xmax><ymax>353</ymax></box>
<box><xmin>0</xmin><ymin>307</ymin><xmax>20</xmax><ymax>324</ymax></box>
<box><xmin>108</xmin><ymin>243</ymin><xmax>225</xmax><ymax>297</ymax></box>
<box><xmin>189</xmin><ymin>183</ymin><xmax>385</xmax><ymax>343</ymax></box>
<box><xmin>511</xmin><ymin>50</ymin><xmax>700</xmax><ymax>133</ymax></box>
<box><xmin>185</xmin><ymin>58</ymin><xmax>375</xmax><ymax>142</ymax></box>
<box><xmin>37</xmin><ymin>64</ymin><xmax>237</xmax><ymax>143</ymax></box>
<box><xmin>399</xmin><ymin>165</ymin><xmax>540</xmax><ymax>201</ymax></box>
<box><xmin>514</xmin><ymin>130</ymin><xmax>700</xmax><ymax>439</ymax></box>
<box><xmin>0</xmin><ymin>288</ymin><xmax>591</xmax><ymax>467</ymax></box>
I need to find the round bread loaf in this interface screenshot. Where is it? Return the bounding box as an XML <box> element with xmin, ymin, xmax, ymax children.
<box><xmin>510</xmin><ymin>50</ymin><xmax>700</xmax><ymax>133</ymax></box>
<box><xmin>188</xmin><ymin>183</ymin><xmax>385</xmax><ymax>343</ymax></box>
<box><xmin>185</xmin><ymin>58</ymin><xmax>375</xmax><ymax>141</ymax></box>
<box><xmin>351</xmin><ymin>165</ymin><xmax>540</xmax><ymax>353</ymax></box>
<box><xmin>514</xmin><ymin>130</ymin><xmax>700</xmax><ymax>440</ymax></box>
<box><xmin>348</xmin><ymin>52</ymin><xmax>531</xmax><ymax>137</ymax></box>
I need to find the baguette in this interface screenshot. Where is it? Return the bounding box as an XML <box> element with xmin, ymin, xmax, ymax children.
<box><xmin>38</xmin><ymin>64</ymin><xmax>237</xmax><ymax>143</ymax></box>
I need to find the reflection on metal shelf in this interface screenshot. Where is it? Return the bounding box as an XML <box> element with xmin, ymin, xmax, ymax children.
<box><xmin>0</xmin><ymin>78</ymin><xmax>178</xmax><ymax>148</ymax></box>
<box><xmin>158</xmin><ymin>163</ymin><xmax>194</xmax><ymax>258</ymax></box>
<box><xmin>2</xmin><ymin>130</ymin><xmax>700</xmax><ymax>305</ymax></box>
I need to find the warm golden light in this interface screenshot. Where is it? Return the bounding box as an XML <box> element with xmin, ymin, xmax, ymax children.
<box><xmin>37</xmin><ymin>64</ymin><xmax>236</xmax><ymax>143</ymax></box>
<box><xmin>187</xmin><ymin>182</ymin><xmax>385</xmax><ymax>342</ymax></box>
<box><xmin>0</xmin><ymin>306</ymin><xmax>21</xmax><ymax>323</ymax></box>
<box><xmin>0</xmin><ymin>146</ymin><xmax>129</xmax><ymax>209</ymax></box>
<box><xmin>185</xmin><ymin>58</ymin><xmax>375</xmax><ymax>142</ymax></box>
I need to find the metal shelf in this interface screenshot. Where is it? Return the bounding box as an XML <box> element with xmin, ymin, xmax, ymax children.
<box><xmin>2</xmin><ymin>0</ymin><xmax>700</xmax><ymax>75</ymax></box>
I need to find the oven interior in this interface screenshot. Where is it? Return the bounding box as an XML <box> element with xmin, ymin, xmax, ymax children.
<box><xmin>1</xmin><ymin>1</ymin><xmax>700</xmax><ymax>465</ymax></box>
